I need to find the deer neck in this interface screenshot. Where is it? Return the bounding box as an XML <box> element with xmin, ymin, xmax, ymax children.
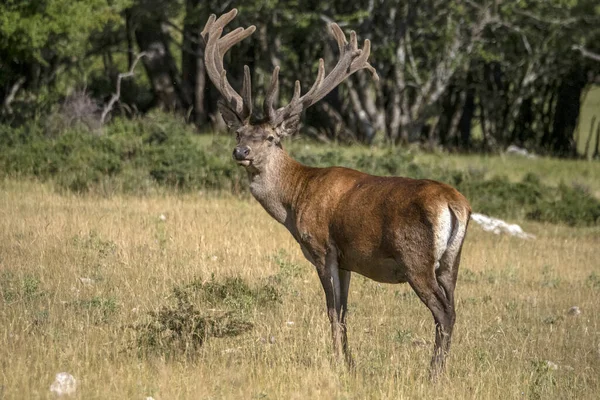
<box><xmin>247</xmin><ymin>146</ymin><xmax>308</xmax><ymax>226</ymax></box>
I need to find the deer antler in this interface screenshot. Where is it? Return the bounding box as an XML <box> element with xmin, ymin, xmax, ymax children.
<box><xmin>265</xmin><ymin>23</ymin><xmax>379</xmax><ymax>130</ymax></box>
<box><xmin>201</xmin><ymin>9</ymin><xmax>255</xmax><ymax>122</ymax></box>
<box><xmin>202</xmin><ymin>10</ymin><xmax>378</xmax><ymax>131</ymax></box>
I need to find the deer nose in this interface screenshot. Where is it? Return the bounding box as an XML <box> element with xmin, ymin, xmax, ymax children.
<box><xmin>233</xmin><ymin>146</ymin><xmax>251</xmax><ymax>160</ymax></box>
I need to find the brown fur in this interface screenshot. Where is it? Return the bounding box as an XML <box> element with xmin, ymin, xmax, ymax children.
<box><xmin>242</xmin><ymin>143</ymin><xmax>471</xmax><ymax>375</ymax></box>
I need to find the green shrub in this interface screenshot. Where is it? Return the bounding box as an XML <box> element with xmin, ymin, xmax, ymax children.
<box><xmin>527</xmin><ymin>183</ymin><xmax>600</xmax><ymax>226</ymax></box>
<box><xmin>185</xmin><ymin>275</ymin><xmax>280</xmax><ymax>312</ymax></box>
<box><xmin>1</xmin><ymin>113</ymin><xmax>599</xmax><ymax>226</ymax></box>
<box><xmin>458</xmin><ymin>174</ymin><xmax>545</xmax><ymax>219</ymax></box>
<box><xmin>131</xmin><ymin>276</ymin><xmax>274</xmax><ymax>357</ymax></box>
<box><xmin>67</xmin><ymin>296</ymin><xmax>119</xmax><ymax>323</ymax></box>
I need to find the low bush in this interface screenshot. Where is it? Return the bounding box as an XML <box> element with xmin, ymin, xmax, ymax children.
<box><xmin>0</xmin><ymin>112</ymin><xmax>245</xmax><ymax>193</ymax></box>
<box><xmin>1</xmin><ymin>113</ymin><xmax>599</xmax><ymax>226</ymax></box>
<box><xmin>131</xmin><ymin>275</ymin><xmax>277</xmax><ymax>357</ymax></box>
<box><xmin>133</xmin><ymin>287</ymin><xmax>253</xmax><ymax>358</ymax></box>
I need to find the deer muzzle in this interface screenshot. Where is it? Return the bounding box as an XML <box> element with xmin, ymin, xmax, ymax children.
<box><xmin>233</xmin><ymin>146</ymin><xmax>251</xmax><ymax>165</ymax></box>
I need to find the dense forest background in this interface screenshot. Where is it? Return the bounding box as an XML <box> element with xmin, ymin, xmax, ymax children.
<box><xmin>1</xmin><ymin>0</ymin><xmax>600</xmax><ymax>157</ymax></box>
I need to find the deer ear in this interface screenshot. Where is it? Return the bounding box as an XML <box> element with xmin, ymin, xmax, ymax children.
<box><xmin>276</xmin><ymin>114</ymin><xmax>301</xmax><ymax>137</ymax></box>
<box><xmin>218</xmin><ymin>99</ymin><xmax>243</xmax><ymax>130</ymax></box>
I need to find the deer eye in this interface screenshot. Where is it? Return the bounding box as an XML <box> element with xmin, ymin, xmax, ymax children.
<box><xmin>266</xmin><ymin>135</ymin><xmax>275</xmax><ymax>142</ymax></box>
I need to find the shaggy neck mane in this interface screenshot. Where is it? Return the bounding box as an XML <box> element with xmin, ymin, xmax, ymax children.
<box><xmin>247</xmin><ymin>146</ymin><xmax>309</xmax><ymax>226</ymax></box>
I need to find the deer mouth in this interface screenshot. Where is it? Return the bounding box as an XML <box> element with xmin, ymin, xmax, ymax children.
<box><xmin>236</xmin><ymin>159</ymin><xmax>252</xmax><ymax>167</ymax></box>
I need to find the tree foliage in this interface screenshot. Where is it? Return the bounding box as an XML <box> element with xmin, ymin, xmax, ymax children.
<box><xmin>1</xmin><ymin>0</ymin><xmax>599</xmax><ymax>157</ymax></box>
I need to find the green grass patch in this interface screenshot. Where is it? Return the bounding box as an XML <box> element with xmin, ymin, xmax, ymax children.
<box><xmin>130</xmin><ymin>275</ymin><xmax>278</xmax><ymax>358</ymax></box>
<box><xmin>1</xmin><ymin>112</ymin><xmax>599</xmax><ymax>226</ymax></box>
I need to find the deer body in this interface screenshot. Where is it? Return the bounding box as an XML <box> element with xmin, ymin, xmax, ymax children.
<box><xmin>249</xmin><ymin>146</ymin><xmax>469</xmax><ymax>284</ymax></box>
<box><xmin>202</xmin><ymin>9</ymin><xmax>471</xmax><ymax>377</ymax></box>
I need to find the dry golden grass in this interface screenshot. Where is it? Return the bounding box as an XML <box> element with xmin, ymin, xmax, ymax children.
<box><xmin>1</xmin><ymin>180</ymin><xmax>599</xmax><ymax>399</ymax></box>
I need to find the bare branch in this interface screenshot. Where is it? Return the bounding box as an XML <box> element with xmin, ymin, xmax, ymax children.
<box><xmin>572</xmin><ymin>45</ymin><xmax>600</xmax><ymax>63</ymax></box>
<box><xmin>100</xmin><ymin>52</ymin><xmax>148</xmax><ymax>125</ymax></box>
<box><xmin>404</xmin><ymin>29</ymin><xmax>422</xmax><ymax>86</ymax></box>
<box><xmin>513</xmin><ymin>10</ymin><xmax>577</xmax><ymax>26</ymax></box>
<box><xmin>2</xmin><ymin>77</ymin><xmax>26</xmax><ymax>115</ymax></box>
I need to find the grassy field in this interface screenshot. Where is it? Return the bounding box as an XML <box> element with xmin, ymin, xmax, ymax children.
<box><xmin>1</xmin><ymin>179</ymin><xmax>599</xmax><ymax>399</ymax></box>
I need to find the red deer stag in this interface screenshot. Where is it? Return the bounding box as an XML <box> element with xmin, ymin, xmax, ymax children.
<box><xmin>202</xmin><ymin>9</ymin><xmax>471</xmax><ymax>377</ymax></box>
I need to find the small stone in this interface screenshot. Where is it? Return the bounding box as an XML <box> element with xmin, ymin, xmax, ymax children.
<box><xmin>222</xmin><ymin>347</ymin><xmax>240</xmax><ymax>354</ymax></box>
<box><xmin>286</xmin><ymin>321</ymin><xmax>294</xmax><ymax>326</ymax></box>
<box><xmin>78</xmin><ymin>277</ymin><xmax>94</xmax><ymax>285</ymax></box>
<box><xmin>210</xmin><ymin>255</ymin><xmax>218</xmax><ymax>262</ymax></box>
<box><xmin>568</xmin><ymin>306</ymin><xmax>581</xmax><ymax>316</ymax></box>
<box><xmin>269</xmin><ymin>335</ymin><xmax>276</xmax><ymax>344</ymax></box>
<box><xmin>158</xmin><ymin>214</ymin><xmax>167</xmax><ymax>222</ymax></box>
<box><xmin>545</xmin><ymin>361</ymin><xmax>558</xmax><ymax>370</ymax></box>
<box><xmin>50</xmin><ymin>372</ymin><xmax>77</xmax><ymax>396</ymax></box>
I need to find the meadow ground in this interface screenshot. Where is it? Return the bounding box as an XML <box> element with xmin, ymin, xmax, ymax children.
<box><xmin>1</xmin><ymin>178</ymin><xmax>599</xmax><ymax>399</ymax></box>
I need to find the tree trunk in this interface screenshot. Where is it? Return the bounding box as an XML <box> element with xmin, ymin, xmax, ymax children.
<box><xmin>458</xmin><ymin>71</ymin><xmax>475</xmax><ymax>149</ymax></box>
<box><xmin>125</xmin><ymin>9</ymin><xmax>134</xmax><ymax>70</ymax></box>
<box><xmin>135</xmin><ymin>18</ymin><xmax>189</xmax><ymax>111</ymax></box>
<box><xmin>182</xmin><ymin>0</ymin><xmax>207</xmax><ymax>126</ymax></box>
<box><xmin>511</xmin><ymin>97</ymin><xmax>533</xmax><ymax>146</ymax></box>
<box><xmin>545</xmin><ymin>68</ymin><xmax>587</xmax><ymax>156</ymax></box>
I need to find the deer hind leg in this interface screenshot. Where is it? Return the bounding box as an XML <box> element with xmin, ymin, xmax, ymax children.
<box><xmin>415</xmin><ymin>205</ymin><xmax>466</xmax><ymax>378</ymax></box>
<box><xmin>407</xmin><ymin>269</ymin><xmax>455</xmax><ymax>379</ymax></box>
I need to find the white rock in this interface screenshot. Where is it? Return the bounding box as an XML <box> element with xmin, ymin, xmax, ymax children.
<box><xmin>50</xmin><ymin>372</ymin><xmax>77</xmax><ymax>396</ymax></box>
<box><xmin>158</xmin><ymin>214</ymin><xmax>167</xmax><ymax>221</ymax></box>
<box><xmin>286</xmin><ymin>321</ymin><xmax>295</xmax><ymax>326</ymax></box>
<box><xmin>222</xmin><ymin>347</ymin><xmax>240</xmax><ymax>354</ymax></box>
<box><xmin>568</xmin><ymin>306</ymin><xmax>581</xmax><ymax>316</ymax></box>
<box><xmin>471</xmin><ymin>213</ymin><xmax>535</xmax><ymax>239</ymax></box>
<box><xmin>545</xmin><ymin>360</ymin><xmax>559</xmax><ymax>370</ymax></box>
<box><xmin>78</xmin><ymin>277</ymin><xmax>94</xmax><ymax>285</ymax></box>
<box><xmin>145</xmin><ymin>397</ymin><xmax>156</xmax><ymax>400</ymax></box>
<box><xmin>506</xmin><ymin>145</ymin><xmax>537</xmax><ymax>159</ymax></box>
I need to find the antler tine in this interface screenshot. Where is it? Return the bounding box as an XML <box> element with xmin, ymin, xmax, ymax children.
<box><xmin>270</xmin><ymin>22</ymin><xmax>378</xmax><ymax>128</ymax></box>
<box><xmin>349</xmin><ymin>31</ymin><xmax>358</xmax><ymax>53</ymax></box>
<box><xmin>201</xmin><ymin>14</ymin><xmax>216</xmax><ymax>38</ymax></box>
<box><xmin>303</xmin><ymin>59</ymin><xmax>326</xmax><ymax>101</ymax></box>
<box><xmin>218</xmin><ymin>27</ymin><xmax>256</xmax><ymax>55</ymax></box>
<box><xmin>352</xmin><ymin>39</ymin><xmax>379</xmax><ymax>80</ymax></box>
<box><xmin>264</xmin><ymin>66</ymin><xmax>280</xmax><ymax>121</ymax></box>
<box><xmin>330</xmin><ymin>23</ymin><xmax>348</xmax><ymax>55</ymax></box>
<box><xmin>241</xmin><ymin>65</ymin><xmax>252</xmax><ymax>117</ymax></box>
<box><xmin>202</xmin><ymin>9</ymin><xmax>255</xmax><ymax>121</ymax></box>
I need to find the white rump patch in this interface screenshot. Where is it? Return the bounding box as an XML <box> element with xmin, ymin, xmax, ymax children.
<box><xmin>433</xmin><ymin>207</ymin><xmax>453</xmax><ymax>269</ymax></box>
<box><xmin>434</xmin><ymin>206</ymin><xmax>467</xmax><ymax>270</ymax></box>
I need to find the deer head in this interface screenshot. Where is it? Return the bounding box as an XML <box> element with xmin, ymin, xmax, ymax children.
<box><xmin>201</xmin><ymin>9</ymin><xmax>379</xmax><ymax>172</ymax></box>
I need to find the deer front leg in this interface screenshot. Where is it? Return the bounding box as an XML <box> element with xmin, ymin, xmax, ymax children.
<box><xmin>316</xmin><ymin>251</ymin><xmax>353</xmax><ymax>367</ymax></box>
<box><xmin>338</xmin><ymin>268</ymin><xmax>353</xmax><ymax>367</ymax></box>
